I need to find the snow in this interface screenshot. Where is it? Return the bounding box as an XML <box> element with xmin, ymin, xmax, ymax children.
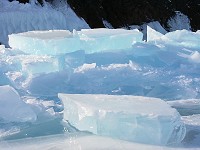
<box><xmin>0</xmin><ymin>134</ymin><xmax>195</xmax><ymax>150</ymax></box>
<box><xmin>0</xmin><ymin>85</ymin><xmax>36</xmax><ymax>122</ymax></box>
<box><xmin>147</xmin><ymin>27</ymin><xmax>200</xmax><ymax>49</ymax></box>
<box><xmin>167</xmin><ymin>11</ymin><xmax>191</xmax><ymax>32</ymax></box>
<box><xmin>59</xmin><ymin>94</ymin><xmax>185</xmax><ymax>145</ymax></box>
<box><xmin>0</xmin><ymin>0</ymin><xmax>89</xmax><ymax>47</ymax></box>
<box><xmin>50</xmin><ymin>0</ymin><xmax>90</xmax><ymax>31</ymax></box>
<box><xmin>9</xmin><ymin>28</ymin><xmax>143</xmax><ymax>55</ymax></box>
<box><xmin>163</xmin><ymin>30</ymin><xmax>200</xmax><ymax>48</ymax></box>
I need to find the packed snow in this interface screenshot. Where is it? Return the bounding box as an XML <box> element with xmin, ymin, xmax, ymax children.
<box><xmin>0</xmin><ymin>134</ymin><xmax>196</xmax><ymax>150</ymax></box>
<box><xmin>59</xmin><ymin>94</ymin><xmax>185</xmax><ymax>145</ymax></box>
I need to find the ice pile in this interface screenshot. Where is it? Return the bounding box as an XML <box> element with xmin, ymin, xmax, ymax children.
<box><xmin>0</xmin><ymin>85</ymin><xmax>36</xmax><ymax>122</ymax></box>
<box><xmin>2</xmin><ymin>26</ymin><xmax>200</xmax><ymax>147</ymax></box>
<box><xmin>9</xmin><ymin>28</ymin><xmax>143</xmax><ymax>55</ymax></box>
<box><xmin>1</xmin><ymin>50</ymin><xmax>84</xmax><ymax>95</ymax></box>
<box><xmin>58</xmin><ymin>94</ymin><xmax>186</xmax><ymax>145</ymax></box>
<box><xmin>147</xmin><ymin>26</ymin><xmax>200</xmax><ymax>49</ymax></box>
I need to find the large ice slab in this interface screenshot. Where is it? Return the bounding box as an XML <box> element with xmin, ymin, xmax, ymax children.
<box><xmin>0</xmin><ymin>85</ymin><xmax>36</xmax><ymax>122</ymax></box>
<box><xmin>79</xmin><ymin>28</ymin><xmax>143</xmax><ymax>53</ymax></box>
<box><xmin>9</xmin><ymin>29</ymin><xmax>143</xmax><ymax>55</ymax></box>
<box><xmin>9</xmin><ymin>30</ymin><xmax>81</xmax><ymax>55</ymax></box>
<box><xmin>58</xmin><ymin>94</ymin><xmax>186</xmax><ymax>145</ymax></box>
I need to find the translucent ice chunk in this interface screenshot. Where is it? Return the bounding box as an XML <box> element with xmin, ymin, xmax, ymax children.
<box><xmin>9</xmin><ymin>29</ymin><xmax>143</xmax><ymax>55</ymax></box>
<box><xmin>168</xmin><ymin>99</ymin><xmax>200</xmax><ymax>116</ymax></box>
<box><xmin>147</xmin><ymin>25</ymin><xmax>164</xmax><ymax>42</ymax></box>
<box><xmin>9</xmin><ymin>30</ymin><xmax>81</xmax><ymax>55</ymax></box>
<box><xmin>0</xmin><ymin>85</ymin><xmax>36</xmax><ymax>122</ymax></box>
<box><xmin>79</xmin><ymin>28</ymin><xmax>143</xmax><ymax>53</ymax></box>
<box><xmin>58</xmin><ymin>94</ymin><xmax>186</xmax><ymax>145</ymax></box>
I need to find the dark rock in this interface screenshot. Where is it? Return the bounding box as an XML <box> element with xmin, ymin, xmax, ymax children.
<box><xmin>10</xmin><ymin>0</ymin><xmax>43</xmax><ymax>5</ymax></box>
<box><xmin>14</xmin><ymin>0</ymin><xmax>29</xmax><ymax>3</ymax></box>
<box><xmin>67</xmin><ymin>0</ymin><xmax>200</xmax><ymax>31</ymax></box>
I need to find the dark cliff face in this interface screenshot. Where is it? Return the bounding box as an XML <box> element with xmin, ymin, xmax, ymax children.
<box><xmin>10</xmin><ymin>0</ymin><xmax>43</xmax><ymax>5</ymax></box>
<box><xmin>67</xmin><ymin>0</ymin><xmax>200</xmax><ymax>31</ymax></box>
<box><xmin>11</xmin><ymin>0</ymin><xmax>200</xmax><ymax>31</ymax></box>
<box><xmin>67</xmin><ymin>0</ymin><xmax>175</xmax><ymax>29</ymax></box>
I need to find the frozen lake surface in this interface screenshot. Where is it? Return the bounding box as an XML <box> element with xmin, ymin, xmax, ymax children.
<box><xmin>0</xmin><ymin>27</ymin><xmax>200</xmax><ymax>149</ymax></box>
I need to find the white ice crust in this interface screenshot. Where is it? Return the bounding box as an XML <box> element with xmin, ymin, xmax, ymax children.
<box><xmin>58</xmin><ymin>94</ymin><xmax>186</xmax><ymax>145</ymax></box>
<box><xmin>0</xmin><ymin>134</ymin><xmax>192</xmax><ymax>150</ymax></box>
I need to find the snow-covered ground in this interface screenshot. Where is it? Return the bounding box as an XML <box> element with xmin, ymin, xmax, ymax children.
<box><xmin>0</xmin><ymin>0</ymin><xmax>200</xmax><ymax>149</ymax></box>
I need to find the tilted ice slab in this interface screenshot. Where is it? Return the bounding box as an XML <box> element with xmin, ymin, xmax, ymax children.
<box><xmin>9</xmin><ymin>29</ymin><xmax>143</xmax><ymax>55</ymax></box>
<box><xmin>168</xmin><ymin>99</ymin><xmax>200</xmax><ymax>116</ymax></box>
<box><xmin>147</xmin><ymin>25</ymin><xmax>165</xmax><ymax>42</ymax></box>
<box><xmin>58</xmin><ymin>94</ymin><xmax>186</xmax><ymax>145</ymax></box>
<box><xmin>0</xmin><ymin>85</ymin><xmax>36</xmax><ymax>122</ymax></box>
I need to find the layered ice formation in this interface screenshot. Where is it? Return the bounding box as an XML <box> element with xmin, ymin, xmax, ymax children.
<box><xmin>9</xmin><ymin>28</ymin><xmax>143</xmax><ymax>55</ymax></box>
<box><xmin>0</xmin><ymin>85</ymin><xmax>36</xmax><ymax>122</ymax></box>
<box><xmin>58</xmin><ymin>94</ymin><xmax>186</xmax><ymax>145</ymax></box>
